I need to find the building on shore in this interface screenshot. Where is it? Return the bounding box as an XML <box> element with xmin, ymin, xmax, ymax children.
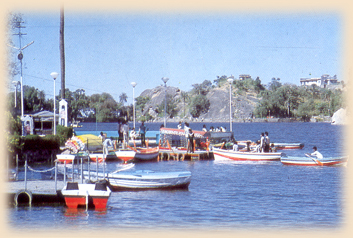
<box><xmin>300</xmin><ymin>74</ymin><xmax>338</xmax><ymax>88</ymax></box>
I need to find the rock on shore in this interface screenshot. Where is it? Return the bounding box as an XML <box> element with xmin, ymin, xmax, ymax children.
<box><xmin>331</xmin><ymin>108</ymin><xmax>347</xmax><ymax>125</ymax></box>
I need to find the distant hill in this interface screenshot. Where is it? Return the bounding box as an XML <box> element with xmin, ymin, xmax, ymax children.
<box><xmin>136</xmin><ymin>84</ymin><xmax>260</xmax><ymax>122</ymax></box>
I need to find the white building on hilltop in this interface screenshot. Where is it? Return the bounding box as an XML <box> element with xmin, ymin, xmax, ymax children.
<box><xmin>300</xmin><ymin>74</ymin><xmax>338</xmax><ymax>87</ymax></box>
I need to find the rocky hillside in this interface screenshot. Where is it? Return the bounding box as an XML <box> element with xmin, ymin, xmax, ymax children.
<box><xmin>137</xmin><ymin>84</ymin><xmax>260</xmax><ymax>122</ymax></box>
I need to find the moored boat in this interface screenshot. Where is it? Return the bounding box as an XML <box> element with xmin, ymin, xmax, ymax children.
<box><xmin>61</xmin><ymin>181</ymin><xmax>111</xmax><ymax>209</ymax></box>
<box><xmin>213</xmin><ymin>148</ymin><xmax>282</xmax><ymax>161</ymax></box>
<box><xmin>272</xmin><ymin>143</ymin><xmax>304</xmax><ymax>150</ymax></box>
<box><xmin>281</xmin><ymin>156</ymin><xmax>348</xmax><ymax>166</ymax></box>
<box><xmin>115</xmin><ymin>149</ymin><xmax>136</xmax><ymax>162</ymax></box>
<box><xmin>134</xmin><ymin>147</ymin><xmax>159</xmax><ymax>161</ymax></box>
<box><xmin>83</xmin><ymin>170</ymin><xmax>191</xmax><ymax>191</ymax></box>
<box><xmin>56</xmin><ymin>154</ymin><xmax>76</xmax><ymax>163</ymax></box>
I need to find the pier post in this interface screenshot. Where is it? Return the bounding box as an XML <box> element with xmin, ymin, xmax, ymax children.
<box><xmin>55</xmin><ymin>161</ymin><xmax>57</xmax><ymax>191</ymax></box>
<box><xmin>103</xmin><ymin>153</ymin><xmax>105</xmax><ymax>180</ymax></box>
<box><xmin>72</xmin><ymin>160</ymin><xmax>74</xmax><ymax>182</ymax></box>
<box><xmin>88</xmin><ymin>156</ymin><xmax>91</xmax><ymax>181</ymax></box>
<box><xmin>64</xmin><ymin>161</ymin><xmax>66</xmax><ymax>184</ymax></box>
<box><xmin>24</xmin><ymin>159</ymin><xmax>27</xmax><ymax>190</ymax></box>
<box><xmin>80</xmin><ymin>157</ymin><xmax>83</xmax><ymax>184</ymax></box>
<box><xmin>16</xmin><ymin>154</ymin><xmax>18</xmax><ymax>180</ymax></box>
<box><xmin>96</xmin><ymin>156</ymin><xmax>98</xmax><ymax>180</ymax></box>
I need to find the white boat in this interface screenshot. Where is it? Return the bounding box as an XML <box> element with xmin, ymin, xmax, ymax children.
<box><xmin>83</xmin><ymin>169</ymin><xmax>191</xmax><ymax>191</ymax></box>
<box><xmin>115</xmin><ymin>149</ymin><xmax>136</xmax><ymax>162</ymax></box>
<box><xmin>89</xmin><ymin>152</ymin><xmax>118</xmax><ymax>163</ymax></box>
<box><xmin>281</xmin><ymin>156</ymin><xmax>348</xmax><ymax>166</ymax></box>
<box><xmin>56</xmin><ymin>154</ymin><xmax>76</xmax><ymax>163</ymax></box>
<box><xmin>61</xmin><ymin>181</ymin><xmax>111</xmax><ymax>209</ymax></box>
<box><xmin>213</xmin><ymin>148</ymin><xmax>282</xmax><ymax>161</ymax></box>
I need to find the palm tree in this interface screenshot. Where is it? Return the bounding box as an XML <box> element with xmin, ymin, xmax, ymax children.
<box><xmin>180</xmin><ymin>91</ymin><xmax>189</xmax><ymax>117</ymax></box>
<box><xmin>119</xmin><ymin>92</ymin><xmax>128</xmax><ymax>106</ymax></box>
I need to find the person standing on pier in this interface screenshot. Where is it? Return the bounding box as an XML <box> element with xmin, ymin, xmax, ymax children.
<box><xmin>139</xmin><ymin>122</ymin><xmax>147</xmax><ymax>147</ymax></box>
<box><xmin>187</xmin><ymin>128</ymin><xmax>195</xmax><ymax>153</ymax></box>
<box><xmin>184</xmin><ymin>122</ymin><xmax>190</xmax><ymax>148</ymax></box>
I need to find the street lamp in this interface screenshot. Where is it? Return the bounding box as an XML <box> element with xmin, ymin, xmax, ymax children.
<box><xmin>161</xmin><ymin>77</ymin><xmax>169</xmax><ymax>127</ymax></box>
<box><xmin>227</xmin><ymin>75</ymin><xmax>234</xmax><ymax>132</ymax></box>
<box><xmin>131</xmin><ymin>82</ymin><xmax>137</xmax><ymax>129</ymax></box>
<box><xmin>50</xmin><ymin>72</ymin><xmax>59</xmax><ymax>135</ymax></box>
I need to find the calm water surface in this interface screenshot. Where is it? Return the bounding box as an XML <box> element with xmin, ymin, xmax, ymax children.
<box><xmin>7</xmin><ymin>122</ymin><xmax>347</xmax><ymax>231</ymax></box>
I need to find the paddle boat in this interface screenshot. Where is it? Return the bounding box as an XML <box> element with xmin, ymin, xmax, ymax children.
<box><xmin>212</xmin><ymin>148</ymin><xmax>282</xmax><ymax>161</ymax></box>
<box><xmin>115</xmin><ymin>149</ymin><xmax>136</xmax><ymax>162</ymax></box>
<box><xmin>61</xmin><ymin>181</ymin><xmax>111</xmax><ymax>209</ymax></box>
<box><xmin>281</xmin><ymin>156</ymin><xmax>348</xmax><ymax>166</ymax></box>
<box><xmin>56</xmin><ymin>153</ymin><xmax>77</xmax><ymax>163</ymax></box>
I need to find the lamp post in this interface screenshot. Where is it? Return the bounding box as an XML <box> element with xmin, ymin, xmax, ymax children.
<box><xmin>161</xmin><ymin>77</ymin><xmax>169</xmax><ymax>127</ymax></box>
<box><xmin>131</xmin><ymin>82</ymin><xmax>137</xmax><ymax>129</ymax></box>
<box><xmin>227</xmin><ymin>76</ymin><xmax>234</xmax><ymax>132</ymax></box>
<box><xmin>51</xmin><ymin>72</ymin><xmax>59</xmax><ymax>135</ymax></box>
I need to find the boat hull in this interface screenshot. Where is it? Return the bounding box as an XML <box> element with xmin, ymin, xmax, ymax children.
<box><xmin>273</xmin><ymin>143</ymin><xmax>304</xmax><ymax>150</ymax></box>
<box><xmin>61</xmin><ymin>182</ymin><xmax>111</xmax><ymax>209</ymax></box>
<box><xmin>281</xmin><ymin>156</ymin><xmax>348</xmax><ymax>166</ymax></box>
<box><xmin>134</xmin><ymin>147</ymin><xmax>159</xmax><ymax>161</ymax></box>
<box><xmin>56</xmin><ymin>154</ymin><xmax>76</xmax><ymax>164</ymax></box>
<box><xmin>84</xmin><ymin>170</ymin><xmax>191</xmax><ymax>191</ymax></box>
<box><xmin>115</xmin><ymin>150</ymin><xmax>136</xmax><ymax>162</ymax></box>
<box><xmin>213</xmin><ymin>148</ymin><xmax>282</xmax><ymax>161</ymax></box>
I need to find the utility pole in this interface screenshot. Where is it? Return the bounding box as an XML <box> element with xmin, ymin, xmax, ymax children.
<box><xmin>11</xmin><ymin>16</ymin><xmax>34</xmax><ymax>136</ymax></box>
<box><xmin>60</xmin><ymin>7</ymin><xmax>65</xmax><ymax>99</ymax></box>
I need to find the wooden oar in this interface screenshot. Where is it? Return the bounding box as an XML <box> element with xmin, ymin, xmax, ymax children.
<box><xmin>305</xmin><ymin>153</ymin><xmax>323</xmax><ymax>166</ymax></box>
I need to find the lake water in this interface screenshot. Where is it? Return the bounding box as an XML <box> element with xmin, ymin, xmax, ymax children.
<box><xmin>7</xmin><ymin>122</ymin><xmax>347</xmax><ymax>232</ymax></box>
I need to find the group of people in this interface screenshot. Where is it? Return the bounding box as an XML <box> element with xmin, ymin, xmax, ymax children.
<box><xmin>117</xmin><ymin>120</ymin><xmax>148</xmax><ymax>148</ymax></box>
<box><xmin>256</xmin><ymin>131</ymin><xmax>271</xmax><ymax>153</ymax></box>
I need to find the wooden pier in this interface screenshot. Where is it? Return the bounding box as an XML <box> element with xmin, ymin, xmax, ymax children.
<box><xmin>7</xmin><ymin>180</ymin><xmax>66</xmax><ymax>206</ymax></box>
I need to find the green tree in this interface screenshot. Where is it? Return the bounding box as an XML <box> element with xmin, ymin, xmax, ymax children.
<box><xmin>189</xmin><ymin>95</ymin><xmax>210</xmax><ymax>118</ymax></box>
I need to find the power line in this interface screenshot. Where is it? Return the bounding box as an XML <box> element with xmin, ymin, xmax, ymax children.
<box><xmin>23</xmin><ymin>73</ymin><xmax>123</xmax><ymax>98</ymax></box>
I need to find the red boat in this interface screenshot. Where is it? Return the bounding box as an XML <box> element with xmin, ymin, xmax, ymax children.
<box><xmin>134</xmin><ymin>147</ymin><xmax>160</xmax><ymax>161</ymax></box>
<box><xmin>61</xmin><ymin>181</ymin><xmax>111</xmax><ymax>210</ymax></box>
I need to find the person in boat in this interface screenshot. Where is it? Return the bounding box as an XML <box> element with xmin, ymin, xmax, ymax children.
<box><xmin>306</xmin><ymin>146</ymin><xmax>323</xmax><ymax>159</ymax></box>
<box><xmin>139</xmin><ymin>122</ymin><xmax>147</xmax><ymax>147</ymax></box>
<box><xmin>187</xmin><ymin>128</ymin><xmax>195</xmax><ymax>153</ymax></box>
<box><xmin>254</xmin><ymin>140</ymin><xmax>261</xmax><ymax>153</ymax></box>
<box><xmin>209</xmin><ymin>126</ymin><xmax>214</xmax><ymax>132</ymax></box>
<box><xmin>232</xmin><ymin>140</ymin><xmax>239</xmax><ymax>151</ymax></box>
<box><xmin>202</xmin><ymin>124</ymin><xmax>207</xmax><ymax>132</ymax></box>
<box><xmin>177</xmin><ymin>121</ymin><xmax>183</xmax><ymax>129</ymax></box>
<box><xmin>260</xmin><ymin>133</ymin><xmax>265</xmax><ymax>152</ymax></box>
<box><xmin>264</xmin><ymin>131</ymin><xmax>270</xmax><ymax>152</ymax></box>
<box><xmin>270</xmin><ymin>143</ymin><xmax>277</xmax><ymax>152</ymax></box>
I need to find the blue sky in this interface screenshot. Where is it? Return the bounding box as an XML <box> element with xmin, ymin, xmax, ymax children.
<box><xmin>8</xmin><ymin>11</ymin><xmax>342</xmax><ymax>104</ymax></box>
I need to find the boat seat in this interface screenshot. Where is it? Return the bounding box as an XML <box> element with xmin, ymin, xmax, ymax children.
<box><xmin>95</xmin><ymin>181</ymin><xmax>108</xmax><ymax>191</ymax></box>
<box><xmin>66</xmin><ymin>182</ymin><xmax>79</xmax><ymax>190</ymax></box>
